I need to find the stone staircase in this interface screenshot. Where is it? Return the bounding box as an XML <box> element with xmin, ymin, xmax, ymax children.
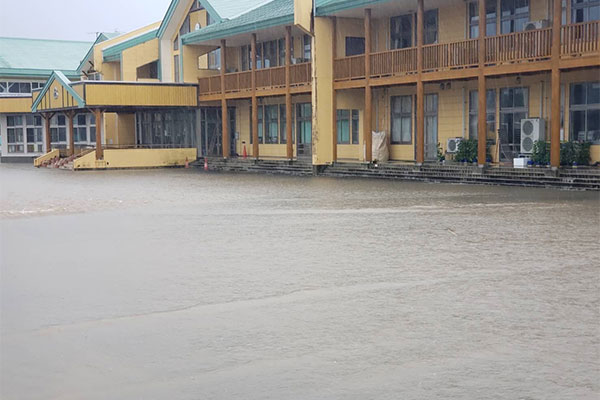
<box><xmin>37</xmin><ymin>149</ymin><xmax>94</xmax><ymax>171</ymax></box>
<box><xmin>195</xmin><ymin>157</ymin><xmax>314</xmax><ymax>176</ymax></box>
<box><xmin>320</xmin><ymin>162</ymin><xmax>600</xmax><ymax>190</ymax></box>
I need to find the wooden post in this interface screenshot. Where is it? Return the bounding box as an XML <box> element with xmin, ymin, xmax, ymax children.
<box><xmin>221</xmin><ymin>39</ymin><xmax>229</xmax><ymax>158</ymax></box>
<box><xmin>94</xmin><ymin>109</ymin><xmax>103</xmax><ymax>160</ymax></box>
<box><xmin>550</xmin><ymin>0</ymin><xmax>561</xmax><ymax>169</ymax></box>
<box><xmin>416</xmin><ymin>0</ymin><xmax>425</xmax><ymax>165</ymax></box>
<box><xmin>251</xmin><ymin>34</ymin><xmax>259</xmax><ymax>159</ymax></box>
<box><xmin>332</xmin><ymin>17</ymin><xmax>338</xmax><ymax>162</ymax></box>
<box><xmin>285</xmin><ymin>26</ymin><xmax>293</xmax><ymax>160</ymax></box>
<box><xmin>364</xmin><ymin>9</ymin><xmax>372</xmax><ymax>162</ymax></box>
<box><xmin>44</xmin><ymin>113</ymin><xmax>52</xmax><ymax>153</ymax></box>
<box><xmin>477</xmin><ymin>0</ymin><xmax>487</xmax><ymax>166</ymax></box>
<box><xmin>67</xmin><ymin>111</ymin><xmax>75</xmax><ymax>157</ymax></box>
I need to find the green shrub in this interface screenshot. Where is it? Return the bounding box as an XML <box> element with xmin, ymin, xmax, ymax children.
<box><xmin>531</xmin><ymin>140</ymin><xmax>550</xmax><ymax>165</ymax></box>
<box><xmin>454</xmin><ymin>139</ymin><xmax>478</xmax><ymax>163</ymax></box>
<box><xmin>575</xmin><ymin>142</ymin><xmax>591</xmax><ymax>166</ymax></box>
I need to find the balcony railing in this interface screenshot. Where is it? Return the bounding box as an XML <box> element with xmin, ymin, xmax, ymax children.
<box><xmin>333</xmin><ymin>22</ymin><xmax>599</xmax><ymax>82</ymax></box>
<box><xmin>198</xmin><ymin>62</ymin><xmax>312</xmax><ymax>96</ymax></box>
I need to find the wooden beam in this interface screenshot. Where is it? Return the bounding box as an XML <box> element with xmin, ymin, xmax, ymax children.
<box><xmin>43</xmin><ymin>113</ymin><xmax>52</xmax><ymax>154</ymax></box>
<box><xmin>67</xmin><ymin>111</ymin><xmax>75</xmax><ymax>157</ymax></box>
<box><xmin>477</xmin><ymin>0</ymin><xmax>487</xmax><ymax>167</ymax></box>
<box><xmin>285</xmin><ymin>26</ymin><xmax>293</xmax><ymax>160</ymax></box>
<box><xmin>332</xmin><ymin>17</ymin><xmax>338</xmax><ymax>162</ymax></box>
<box><xmin>94</xmin><ymin>109</ymin><xmax>103</xmax><ymax>160</ymax></box>
<box><xmin>416</xmin><ymin>0</ymin><xmax>425</xmax><ymax>165</ymax></box>
<box><xmin>221</xmin><ymin>39</ymin><xmax>229</xmax><ymax>158</ymax></box>
<box><xmin>364</xmin><ymin>8</ymin><xmax>372</xmax><ymax>162</ymax></box>
<box><xmin>251</xmin><ymin>34</ymin><xmax>259</xmax><ymax>159</ymax></box>
<box><xmin>550</xmin><ymin>0</ymin><xmax>561</xmax><ymax>168</ymax></box>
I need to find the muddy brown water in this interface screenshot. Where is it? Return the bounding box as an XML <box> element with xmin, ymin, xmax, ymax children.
<box><xmin>1</xmin><ymin>164</ymin><xmax>599</xmax><ymax>399</ymax></box>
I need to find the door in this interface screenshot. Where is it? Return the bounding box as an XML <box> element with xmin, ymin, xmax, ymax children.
<box><xmin>499</xmin><ymin>87</ymin><xmax>528</xmax><ymax>160</ymax></box>
<box><xmin>425</xmin><ymin>94</ymin><xmax>438</xmax><ymax>161</ymax></box>
<box><xmin>199</xmin><ymin>107</ymin><xmax>236</xmax><ymax>157</ymax></box>
<box><xmin>296</xmin><ymin>103</ymin><xmax>312</xmax><ymax>158</ymax></box>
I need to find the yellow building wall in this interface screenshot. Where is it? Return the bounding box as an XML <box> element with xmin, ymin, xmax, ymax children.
<box><xmin>0</xmin><ymin>97</ymin><xmax>32</xmax><ymax>113</ymax></box>
<box><xmin>85</xmin><ymin>83</ymin><xmax>197</xmax><ymax>107</ymax></box>
<box><xmin>104</xmin><ymin>113</ymin><xmax>118</xmax><ymax>145</ymax></box>
<box><xmin>312</xmin><ymin>17</ymin><xmax>334</xmax><ymax>165</ymax></box>
<box><xmin>74</xmin><ymin>148</ymin><xmax>197</xmax><ymax>169</ymax></box>
<box><xmin>103</xmin><ymin>113</ymin><xmax>136</xmax><ymax>146</ymax></box>
<box><xmin>121</xmin><ymin>38</ymin><xmax>159</xmax><ymax>81</ymax></box>
<box><xmin>336</xmin><ymin>89</ymin><xmax>365</xmax><ymax>160</ymax></box>
<box><xmin>294</xmin><ymin>0</ymin><xmax>313</xmax><ymax>35</ymax></box>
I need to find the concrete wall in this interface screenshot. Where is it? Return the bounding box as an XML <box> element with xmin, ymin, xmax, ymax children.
<box><xmin>74</xmin><ymin>148</ymin><xmax>197</xmax><ymax>169</ymax></box>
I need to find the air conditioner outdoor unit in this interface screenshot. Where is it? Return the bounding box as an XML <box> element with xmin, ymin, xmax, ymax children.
<box><xmin>446</xmin><ymin>137</ymin><xmax>463</xmax><ymax>153</ymax></box>
<box><xmin>520</xmin><ymin>118</ymin><xmax>545</xmax><ymax>154</ymax></box>
<box><xmin>524</xmin><ymin>20</ymin><xmax>549</xmax><ymax>30</ymax></box>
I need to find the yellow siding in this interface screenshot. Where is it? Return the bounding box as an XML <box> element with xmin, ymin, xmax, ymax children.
<box><xmin>84</xmin><ymin>83</ymin><xmax>197</xmax><ymax>107</ymax></box>
<box><xmin>36</xmin><ymin>80</ymin><xmax>78</xmax><ymax>111</ymax></box>
<box><xmin>313</xmin><ymin>17</ymin><xmax>334</xmax><ymax>165</ymax></box>
<box><xmin>0</xmin><ymin>97</ymin><xmax>32</xmax><ymax>114</ymax></box>
<box><xmin>337</xmin><ymin>89</ymin><xmax>365</xmax><ymax>160</ymax></box>
<box><xmin>294</xmin><ymin>0</ymin><xmax>313</xmax><ymax>35</ymax></box>
<box><xmin>74</xmin><ymin>148</ymin><xmax>197</xmax><ymax>169</ymax></box>
<box><xmin>121</xmin><ymin>38</ymin><xmax>159</xmax><ymax>81</ymax></box>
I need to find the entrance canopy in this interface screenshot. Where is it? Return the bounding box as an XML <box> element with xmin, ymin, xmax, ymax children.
<box><xmin>32</xmin><ymin>71</ymin><xmax>198</xmax><ymax>113</ymax></box>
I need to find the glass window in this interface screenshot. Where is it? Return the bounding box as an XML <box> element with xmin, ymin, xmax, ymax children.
<box><xmin>174</xmin><ymin>55</ymin><xmax>180</xmax><ymax>82</ymax></box>
<box><xmin>296</xmin><ymin>103</ymin><xmax>312</xmax><ymax>144</ymax></box>
<box><xmin>265</xmin><ymin>105</ymin><xmax>279</xmax><ymax>143</ymax></box>
<box><xmin>469</xmin><ymin>89</ymin><xmax>497</xmax><ymax>140</ymax></box>
<box><xmin>501</xmin><ymin>0</ymin><xmax>529</xmax><ymax>34</ymax></box>
<box><xmin>279</xmin><ymin>38</ymin><xmax>286</xmax><ymax>67</ymax></box>
<box><xmin>352</xmin><ymin>110</ymin><xmax>359</xmax><ymax>144</ymax></box>
<box><xmin>258</xmin><ymin>105</ymin><xmax>264</xmax><ymax>143</ymax></box>
<box><xmin>209</xmin><ymin>48</ymin><xmax>221</xmax><ymax>70</ymax></box>
<box><xmin>391</xmin><ymin>96</ymin><xmax>412</xmax><ymax>144</ymax></box>
<box><xmin>263</xmin><ymin>40</ymin><xmax>277</xmax><ymax>68</ymax></box>
<box><xmin>337</xmin><ymin>110</ymin><xmax>351</xmax><ymax>144</ymax></box>
<box><xmin>303</xmin><ymin>35</ymin><xmax>312</xmax><ymax>61</ymax></box>
<box><xmin>180</xmin><ymin>15</ymin><xmax>190</xmax><ymax>37</ymax></box>
<box><xmin>424</xmin><ymin>9</ymin><xmax>438</xmax><ymax>44</ymax></box>
<box><xmin>570</xmin><ymin>82</ymin><xmax>600</xmax><ymax>143</ymax></box>
<box><xmin>279</xmin><ymin>104</ymin><xmax>287</xmax><ymax>144</ymax></box>
<box><xmin>0</xmin><ymin>82</ymin><xmax>6</xmax><ymax>93</ymax></box>
<box><xmin>572</xmin><ymin>0</ymin><xmax>600</xmax><ymax>23</ymax></box>
<box><xmin>391</xmin><ymin>14</ymin><xmax>413</xmax><ymax>49</ymax></box>
<box><xmin>173</xmin><ymin>36</ymin><xmax>179</xmax><ymax>51</ymax></box>
<box><xmin>469</xmin><ymin>0</ymin><xmax>498</xmax><ymax>38</ymax></box>
<box><xmin>345</xmin><ymin>37</ymin><xmax>365</xmax><ymax>56</ymax></box>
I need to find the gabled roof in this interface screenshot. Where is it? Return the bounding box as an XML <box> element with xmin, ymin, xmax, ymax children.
<box><xmin>77</xmin><ymin>33</ymin><xmax>121</xmax><ymax>74</ymax></box>
<box><xmin>31</xmin><ymin>71</ymin><xmax>85</xmax><ymax>112</ymax></box>
<box><xmin>182</xmin><ymin>0</ymin><xmax>293</xmax><ymax>45</ymax></box>
<box><xmin>315</xmin><ymin>0</ymin><xmax>392</xmax><ymax>16</ymax></box>
<box><xmin>103</xmin><ymin>29</ymin><xmax>159</xmax><ymax>62</ymax></box>
<box><xmin>0</xmin><ymin>37</ymin><xmax>92</xmax><ymax>79</ymax></box>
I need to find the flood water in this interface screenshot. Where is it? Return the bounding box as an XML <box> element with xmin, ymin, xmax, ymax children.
<box><xmin>1</xmin><ymin>163</ymin><xmax>599</xmax><ymax>399</ymax></box>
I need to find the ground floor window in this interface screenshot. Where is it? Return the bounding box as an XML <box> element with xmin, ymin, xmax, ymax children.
<box><xmin>469</xmin><ymin>89</ymin><xmax>497</xmax><ymax>141</ymax></box>
<box><xmin>50</xmin><ymin>114</ymin><xmax>67</xmax><ymax>146</ymax></box>
<box><xmin>251</xmin><ymin>103</ymin><xmax>295</xmax><ymax>145</ymax></box>
<box><xmin>73</xmin><ymin>113</ymin><xmax>96</xmax><ymax>144</ymax></box>
<box><xmin>136</xmin><ymin>110</ymin><xmax>196</xmax><ymax>148</ymax></box>
<box><xmin>5</xmin><ymin>114</ymin><xmax>44</xmax><ymax>153</ymax></box>
<box><xmin>296</xmin><ymin>103</ymin><xmax>312</xmax><ymax>144</ymax></box>
<box><xmin>336</xmin><ymin>109</ymin><xmax>359</xmax><ymax>144</ymax></box>
<box><xmin>25</xmin><ymin>115</ymin><xmax>43</xmax><ymax>153</ymax></box>
<box><xmin>7</xmin><ymin>115</ymin><xmax>24</xmax><ymax>153</ymax></box>
<box><xmin>391</xmin><ymin>95</ymin><xmax>412</xmax><ymax>144</ymax></box>
<box><xmin>570</xmin><ymin>81</ymin><xmax>600</xmax><ymax>144</ymax></box>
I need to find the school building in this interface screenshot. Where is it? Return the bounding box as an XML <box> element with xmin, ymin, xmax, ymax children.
<box><xmin>0</xmin><ymin>0</ymin><xmax>598</xmax><ymax>169</ymax></box>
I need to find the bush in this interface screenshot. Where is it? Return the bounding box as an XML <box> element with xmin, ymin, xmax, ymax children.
<box><xmin>531</xmin><ymin>140</ymin><xmax>550</xmax><ymax>165</ymax></box>
<box><xmin>575</xmin><ymin>142</ymin><xmax>591</xmax><ymax>166</ymax></box>
<box><xmin>454</xmin><ymin>139</ymin><xmax>478</xmax><ymax>163</ymax></box>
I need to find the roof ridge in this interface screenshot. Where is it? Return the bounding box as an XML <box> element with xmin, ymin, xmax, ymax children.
<box><xmin>0</xmin><ymin>36</ymin><xmax>92</xmax><ymax>44</ymax></box>
<box><xmin>227</xmin><ymin>0</ymin><xmax>277</xmax><ymax>19</ymax></box>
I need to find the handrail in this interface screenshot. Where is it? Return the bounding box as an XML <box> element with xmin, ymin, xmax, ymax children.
<box><xmin>561</xmin><ymin>20</ymin><xmax>600</xmax><ymax>57</ymax></box>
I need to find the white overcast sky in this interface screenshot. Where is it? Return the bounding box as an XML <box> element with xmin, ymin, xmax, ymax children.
<box><xmin>0</xmin><ymin>0</ymin><xmax>169</xmax><ymax>42</ymax></box>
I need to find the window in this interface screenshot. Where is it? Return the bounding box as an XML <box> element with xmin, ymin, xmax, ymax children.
<box><xmin>263</xmin><ymin>40</ymin><xmax>277</xmax><ymax>68</ymax></box>
<box><xmin>279</xmin><ymin>38</ymin><xmax>286</xmax><ymax>67</ymax></box>
<box><xmin>570</xmin><ymin>82</ymin><xmax>600</xmax><ymax>143</ymax></box>
<box><xmin>90</xmin><ymin>114</ymin><xmax>97</xmax><ymax>143</ymax></box>
<box><xmin>25</xmin><ymin>115</ymin><xmax>43</xmax><ymax>153</ymax></box>
<box><xmin>303</xmin><ymin>35</ymin><xmax>312</xmax><ymax>61</ymax></box>
<box><xmin>241</xmin><ymin>45</ymin><xmax>251</xmax><ymax>71</ymax></box>
<box><xmin>7</xmin><ymin>115</ymin><xmax>24</xmax><ymax>153</ymax></box>
<box><xmin>174</xmin><ymin>55</ymin><xmax>180</xmax><ymax>82</ymax></box>
<box><xmin>209</xmin><ymin>48</ymin><xmax>221</xmax><ymax>70</ymax></box>
<box><xmin>391</xmin><ymin>96</ymin><xmax>412</xmax><ymax>144</ymax></box>
<box><xmin>500</xmin><ymin>0</ymin><xmax>529</xmax><ymax>34</ymax></box>
<box><xmin>173</xmin><ymin>35</ymin><xmax>179</xmax><ymax>51</ymax></box>
<box><xmin>391</xmin><ymin>14</ymin><xmax>413</xmax><ymax>49</ymax></box>
<box><xmin>180</xmin><ymin>15</ymin><xmax>190</xmax><ymax>37</ymax></box>
<box><xmin>572</xmin><ymin>0</ymin><xmax>600</xmax><ymax>22</ymax></box>
<box><xmin>135</xmin><ymin>110</ymin><xmax>196</xmax><ymax>147</ymax></box>
<box><xmin>50</xmin><ymin>114</ymin><xmax>67</xmax><ymax>144</ymax></box>
<box><xmin>469</xmin><ymin>89</ymin><xmax>497</xmax><ymax>140</ymax></box>
<box><xmin>345</xmin><ymin>37</ymin><xmax>365</xmax><ymax>56</ymax></box>
<box><xmin>241</xmin><ymin>39</ymin><xmax>289</xmax><ymax>71</ymax></box>
<box><xmin>296</xmin><ymin>103</ymin><xmax>312</xmax><ymax>144</ymax></box>
<box><xmin>0</xmin><ymin>81</ymin><xmax>43</xmax><ymax>95</ymax></box>
<box><xmin>499</xmin><ymin>87</ymin><xmax>528</xmax><ymax>148</ymax></box>
<box><xmin>265</xmin><ymin>105</ymin><xmax>279</xmax><ymax>143</ymax></box>
<box><xmin>337</xmin><ymin>110</ymin><xmax>351</xmax><ymax>144</ymax></box>
<box><xmin>279</xmin><ymin>105</ymin><xmax>287</xmax><ymax>144</ymax></box>
<box><xmin>424</xmin><ymin>9</ymin><xmax>438</xmax><ymax>44</ymax></box>
<box><xmin>425</xmin><ymin>94</ymin><xmax>439</xmax><ymax>159</ymax></box>
<box><xmin>352</xmin><ymin>110</ymin><xmax>359</xmax><ymax>144</ymax></box>
<box><xmin>74</xmin><ymin>114</ymin><xmax>89</xmax><ymax>143</ymax></box>
<box><xmin>468</xmin><ymin>0</ymin><xmax>498</xmax><ymax>38</ymax></box>
<box><xmin>258</xmin><ymin>105</ymin><xmax>264</xmax><ymax>143</ymax></box>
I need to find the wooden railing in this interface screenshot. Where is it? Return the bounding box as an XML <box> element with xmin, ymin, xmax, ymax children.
<box><xmin>561</xmin><ymin>20</ymin><xmax>600</xmax><ymax>57</ymax></box>
<box><xmin>423</xmin><ymin>38</ymin><xmax>479</xmax><ymax>71</ymax></box>
<box><xmin>334</xmin><ymin>55</ymin><xmax>365</xmax><ymax>81</ymax></box>
<box><xmin>485</xmin><ymin>27</ymin><xmax>552</xmax><ymax>64</ymax></box>
<box><xmin>370</xmin><ymin>47</ymin><xmax>417</xmax><ymax>77</ymax></box>
<box><xmin>198</xmin><ymin>63</ymin><xmax>312</xmax><ymax>96</ymax></box>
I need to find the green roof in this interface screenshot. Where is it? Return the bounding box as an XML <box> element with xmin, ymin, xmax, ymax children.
<box><xmin>0</xmin><ymin>37</ymin><xmax>93</xmax><ymax>79</ymax></box>
<box><xmin>315</xmin><ymin>0</ymin><xmax>392</xmax><ymax>16</ymax></box>
<box><xmin>103</xmin><ymin>29</ymin><xmax>158</xmax><ymax>62</ymax></box>
<box><xmin>77</xmin><ymin>33</ymin><xmax>122</xmax><ymax>74</ymax></box>
<box><xmin>182</xmin><ymin>0</ymin><xmax>293</xmax><ymax>45</ymax></box>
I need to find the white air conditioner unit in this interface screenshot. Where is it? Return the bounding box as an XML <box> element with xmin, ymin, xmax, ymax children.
<box><xmin>520</xmin><ymin>118</ymin><xmax>545</xmax><ymax>154</ymax></box>
<box><xmin>524</xmin><ymin>20</ymin><xmax>549</xmax><ymax>30</ymax></box>
<box><xmin>446</xmin><ymin>137</ymin><xmax>463</xmax><ymax>153</ymax></box>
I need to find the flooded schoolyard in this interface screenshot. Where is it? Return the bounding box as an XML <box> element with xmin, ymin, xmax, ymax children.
<box><xmin>1</xmin><ymin>163</ymin><xmax>599</xmax><ymax>399</ymax></box>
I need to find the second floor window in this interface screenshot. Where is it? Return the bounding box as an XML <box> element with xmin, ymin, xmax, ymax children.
<box><xmin>424</xmin><ymin>9</ymin><xmax>438</xmax><ymax>44</ymax></box>
<box><xmin>390</xmin><ymin>14</ymin><xmax>413</xmax><ymax>49</ymax></box>
<box><xmin>468</xmin><ymin>0</ymin><xmax>498</xmax><ymax>38</ymax></box>
<box><xmin>303</xmin><ymin>35</ymin><xmax>312</xmax><ymax>61</ymax></box>
<box><xmin>572</xmin><ymin>0</ymin><xmax>600</xmax><ymax>23</ymax></box>
<box><xmin>345</xmin><ymin>37</ymin><xmax>365</xmax><ymax>56</ymax></box>
<box><xmin>209</xmin><ymin>48</ymin><xmax>221</xmax><ymax>70</ymax></box>
<box><xmin>500</xmin><ymin>0</ymin><xmax>529</xmax><ymax>34</ymax></box>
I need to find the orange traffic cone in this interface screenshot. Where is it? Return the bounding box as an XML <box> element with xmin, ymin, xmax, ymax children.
<box><xmin>204</xmin><ymin>158</ymin><xmax>208</xmax><ymax>171</ymax></box>
<box><xmin>185</xmin><ymin>157</ymin><xmax>189</xmax><ymax>169</ymax></box>
<box><xmin>243</xmin><ymin>142</ymin><xmax>247</xmax><ymax>159</ymax></box>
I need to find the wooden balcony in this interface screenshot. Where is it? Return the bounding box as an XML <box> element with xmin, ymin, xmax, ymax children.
<box><xmin>198</xmin><ymin>62</ymin><xmax>312</xmax><ymax>98</ymax></box>
<box><xmin>333</xmin><ymin>21</ymin><xmax>599</xmax><ymax>82</ymax></box>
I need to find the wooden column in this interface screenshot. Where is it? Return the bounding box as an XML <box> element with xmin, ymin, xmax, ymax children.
<box><xmin>251</xmin><ymin>34</ymin><xmax>259</xmax><ymax>159</ymax></box>
<box><xmin>332</xmin><ymin>17</ymin><xmax>338</xmax><ymax>162</ymax></box>
<box><xmin>221</xmin><ymin>39</ymin><xmax>229</xmax><ymax>159</ymax></box>
<box><xmin>43</xmin><ymin>114</ymin><xmax>52</xmax><ymax>153</ymax></box>
<box><xmin>67</xmin><ymin>111</ymin><xmax>75</xmax><ymax>157</ymax></box>
<box><xmin>550</xmin><ymin>0</ymin><xmax>561</xmax><ymax>169</ymax></box>
<box><xmin>285</xmin><ymin>26</ymin><xmax>293</xmax><ymax>160</ymax></box>
<box><xmin>364</xmin><ymin>9</ymin><xmax>373</xmax><ymax>162</ymax></box>
<box><xmin>94</xmin><ymin>109</ymin><xmax>103</xmax><ymax>160</ymax></box>
<box><xmin>477</xmin><ymin>0</ymin><xmax>487</xmax><ymax>166</ymax></box>
<box><xmin>416</xmin><ymin>0</ymin><xmax>425</xmax><ymax>165</ymax></box>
